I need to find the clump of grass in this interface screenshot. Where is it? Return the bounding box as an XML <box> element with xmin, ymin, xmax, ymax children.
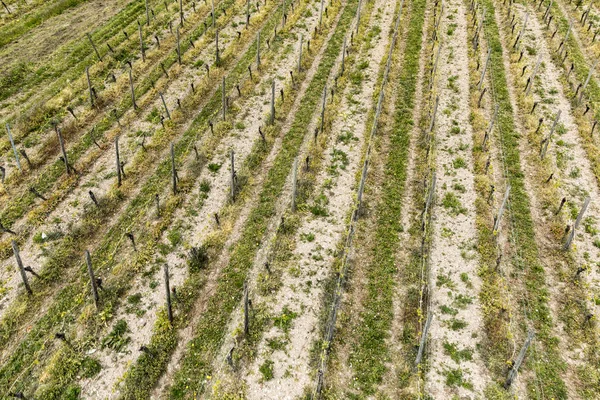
<box><xmin>445</xmin><ymin>368</ymin><xmax>473</xmax><ymax>389</ymax></box>
<box><xmin>442</xmin><ymin>192</ymin><xmax>467</xmax><ymax>215</ymax></box>
<box><xmin>102</xmin><ymin>319</ymin><xmax>131</xmax><ymax>352</ymax></box>
<box><xmin>259</xmin><ymin>359</ymin><xmax>275</xmax><ymax>381</ymax></box>
<box><xmin>443</xmin><ymin>341</ymin><xmax>474</xmax><ymax>363</ymax></box>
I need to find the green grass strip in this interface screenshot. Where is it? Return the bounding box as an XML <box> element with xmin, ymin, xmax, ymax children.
<box><xmin>480</xmin><ymin>0</ymin><xmax>567</xmax><ymax>397</ymax></box>
<box><xmin>166</xmin><ymin>1</ymin><xmax>359</xmax><ymax>398</ymax></box>
<box><xmin>0</xmin><ymin>0</ymin><xmax>88</xmax><ymax>48</ymax></box>
<box><xmin>347</xmin><ymin>0</ymin><xmax>426</xmax><ymax>394</ymax></box>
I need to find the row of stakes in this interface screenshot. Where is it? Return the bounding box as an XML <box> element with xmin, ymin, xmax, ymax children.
<box><xmin>1</xmin><ymin>0</ymin><xmax>338</xmax><ymax>245</ymax></box>
<box><xmin>3</xmin><ymin>0</ymin><xmax>335</xmax><ymax>384</ymax></box>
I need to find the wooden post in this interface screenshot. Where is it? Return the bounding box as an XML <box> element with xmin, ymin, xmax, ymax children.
<box><xmin>129</xmin><ymin>68</ymin><xmax>138</xmax><ymax>109</ymax></box>
<box><xmin>493</xmin><ymin>185</ymin><xmax>511</xmax><ymax>233</ymax></box>
<box><xmin>12</xmin><ymin>241</ymin><xmax>32</xmax><ymax>295</ymax></box>
<box><xmin>356</xmin><ymin>0</ymin><xmax>362</xmax><ymax>34</ymax></box>
<box><xmin>525</xmin><ymin>55</ymin><xmax>542</xmax><ymax>96</ymax></box>
<box><xmin>543</xmin><ymin>0</ymin><xmax>553</xmax><ymax>22</ymax></box>
<box><xmin>86</xmin><ymin>33</ymin><xmax>102</xmax><ymax>61</ymax></box>
<box><xmin>558</xmin><ymin>20</ymin><xmax>572</xmax><ymax>56</ymax></box>
<box><xmin>341</xmin><ymin>37</ymin><xmax>347</xmax><ymax>75</ymax></box>
<box><xmin>6</xmin><ymin>123</ymin><xmax>21</xmax><ymax>172</ymax></box>
<box><xmin>356</xmin><ymin>160</ymin><xmax>369</xmax><ymax>219</ymax></box>
<box><xmin>430</xmin><ymin>43</ymin><xmax>442</xmax><ymax>91</ymax></box>
<box><xmin>478</xmin><ymin>47</ymin><xmax>491</xmax><ymax>90</ymax></box>
<box><xmin>320</xmin><ymin>85</ymin><xmax>327</xmax><ymax>134</ymax></box>
<box><xmin>578</xmin><ymin>59</ymin><xmax>599</xmax><ymax>104</ymax></box>
<box><xmin>179</xmin><ymin>0</ymin><xmax>184</xmax><ymax>26</ymax></box>
<box><xmin>212</xmin><ymin>0</ymin><xmax>215</xmax><ymax>27</ymax></box>
<box><xmin>415</xmin><ymin>313</ymin><xmax>433</xmax><ymax>367</ymax></box>
<box><xmin>159</xmin><ymin>92</ymin><xmax>171</xmax><ymax>119</ymax></box>
<box><xmin>504</xmin><ymin>330</ymin><xmax>535</xmax><ymax>388</ymax></box>
<box><xmin>298</xmin><ymin>35</ymin><xmax>303</xmax><ymax>72</ymax></box>
<box><xmin>246</xmin><ymin>0</ymin><xmax>250</xmax><ymax>28</ymax></box>
<box><xmin>256</xmin><ymin>31</ymin><xmax>261</xmax><ymax>68</ymax></box>
<box><xmin>216</xmin><ymin>27</ymin><xmax>220</xmax><ymax>64</ymax></box>
<box><xmin>177</xmin><ymin>26</ymin><xmax>182</xmax><ymax>64</ymax></box>
<box><xmin>270</xmin><ymin>80</ymin><xmax>276</xmax><ymax>124</ymax></box>
<box><xmin>145</xmin><ymin>0</ymin><xmax>150</xmax><ymax>25</ymax></box>
<box><xmin>540</xmin><ymin>110</ymin><xmax>561</xmax><ymax>160</ymax></box>
<box><xmin>514</xmin><ymin>12</ymin><xmax>529</xmax><ymax>50</ymax></box>
<box><xmin>319</xmin><ymin>0</ymin><xmax>324</xmax><ymax>28</ymax></box>
<box><xmin>230</xmin><ymin>150</ymin><xmax>236</xmax><ymax>201</ymax></box>
<box><xmin>164</xmin><ymin>264</ymin><xmax>173</xmax><ymax>323</ymax></box>
<box><xmin>139</xmin><ymin>23</ymin><xmax>145</xmax><ymax>62</ymax></box>
<box><xmin>171</xmin><ymin>143</ymin><xmax>177</xmax><ymax>194</ymax></box>
<box><xmin>56</xmin><ymin>127</ymin><xmax>70</xmax><ymax>175</ymax></box>
<box><xmin>564</xmin><ymin>197</ymin><xmax>591</xmax><ymax>250</ymax></box>
<box><xmin>483</xmin><ymin>105</ymin><xmax>499</xmax><ymax>150</ymax></box>
<box><xmin>244</xmin><ymin>281</ymin><xmax>249</xmax><ymax>336</ymax></box>
<box><xmin>222</xmin><ymin>76</ymin><xmax>226</xmax><ymax>121</ymax></box>
<box><xmin>291</xmin><ymin>158</ymin><xmax>298</xmax><ymax>212</ymax></box>
<box><xmin>428</xmin><ymin>96</ymin><xmax>439</xmax><ymax>134</ymax></box>
<box><xmin>115</xmin><ymin>136</ymin><xmax>122</xmax><ymax>187</ymax></box>
<box><xmin>85</xmin><ymin>250</ymin><xmax>99</xmax><ymax>309</ymax></box>
<box><xmin>86</xmin><ymin>67</ymin><xmax>94</xmax><ymax>107</ymax></box>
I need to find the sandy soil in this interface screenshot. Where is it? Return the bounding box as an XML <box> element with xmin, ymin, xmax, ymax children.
<box><xmin>424</xmin><ymin>0</ymin><xmax>489</xmax><ymax>397</ymax></box>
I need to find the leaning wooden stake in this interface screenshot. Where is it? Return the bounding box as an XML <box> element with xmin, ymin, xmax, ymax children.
<box><xmin>159</xmin><ymin>92</ymin><xmax>171</xmax><ymax>119</ymax></box>
<box><xmin>320</xmin><ymin>85</ymin><xmax>327</xmax><ymax>134</ymax></box>
<box><xmin>298</xmin><ymin>35</ymin><xmax>303</xmax><ymax>72</ymax></box>
<box><xmin>244</xmin><ymin>281</ymin><xmax>249</xmax><ymax>336</ymax></box>
<box><xmin>212</xmin><ymin>0</ymin><xmax>215</xmax><ymax>27</ymax></box>
<box><xmin>115</xmin><ymin>136</ymin><xmax>122</xmax><ymax>187</ymax></box>
<box><xmin>86</xmin><ymin>67</ymin><xmax>94</xmax><ymax>107</ymax></box>
<box><xmin>514</xmin><ymin>12</ymin><xmax>529</xmax><ymax>49</ymax></box>
<box><xmin>179</xmin><ymin>0</ymin><xmax>185</xmax><ymax>25</ymax></box>
<box><xmin>504</xmin><ymin>330</ymin><xmax>535</xmax><ymax>388</ymax></box>
<box><xmin>12</xmin><ymin>241</ymin><xmax>32</xmax><ymax>295</ymax></box>
<box><xmin>129</xmin><ymin>68</ymin><xmax>138</xmax><ymax>109</ymax></box>
<box><xmin>270</xmin><ymin>80</ymin><xmax>276</xmax><ymax>124</ymax></box>
<box><xmin>525</xmin><ymin>54</ymin><xmax>542</xmax><ymax>96</ymax></box>
<box><xmin>493</xmin><ymin>185</ymin><xmax>511</xmax><ymax>233</ymax></box>
<box><xmin>291</xmin><ymin>157</ymin><xmax>298</xmax><ymax>212</ymax></box>
<box><xmin>246</xmin><ymin>0</ymin><xmax>250</xmax><ymax>28</ymax></box>
<box><xmin>415</xmin><ymin>313</ymin><xmax>433</xmax><ymax>367</ymax></box>
<box><xmin>6</xmin><ymin>123</ymin><xmax>21</xmax><ymax>172</ymax></box>
<box><xmin>216</xmin><ymin>27</ymin><xmax>220</xmax><ymax>64</ymax></box>
<box><xmin>222</xmin><ymin>76</ymin><xmax>226</xmax><ymax>121</ymax></box>
<box><xmin>56</xmin><ymin>127</ymin><xmax>70</xmax><ymax>174</ymax></box>
<box><xmin>86</xmin><ymin>33</ymin><xmax>102</xmax><ymax>61</ymax></box>
<box><xmin>256</xmin><ymin>31</ymin><xmax>261</xmax><ymax>67</ymax></box>
<box><xmin>85</xmin><ymin>250</ymin><xmax>100</xmax><ymax>309</ymax></box>
<box><xmin>356</xmin><ymin>160</ymin><xmax>369</xmax><ymax>219</ymax></box>
<box><xmin>164</xmin><ymin>264</ymin><xmax>173</xmax><ymax>323</ymax></box>
<box><xmin>356</xmin><ymin>0</ymin><xmax>362</xmax><ymax>34</ymax></box>
<box><xmin>483</xmin><ymin>105</ymin><xmax>499</xmax><ymax>149</ymax></box>
<box><xmin>139</xmin><ymin>23</ymin><xmax>145</xmax><ymax>62</ymax></box>
<box><xmin>478</xmin><ymin>47</ymin><xmax>491</xmax><ymax>90</ymax></box>
<box><xmin>230</xmin><ymin>150</ymin><xmax>236</xmax><ymax>201</ymax></box>
<box><xmin>171</xmin><ymin>143</ymin><xmax>177</xmax><ymax>194</ymax></box>
<box><xmin>564</xmin><ymin>196</ymin><xmax>591</xmax><ymax>250</ymax></box>
<box><xmin>319</xmin><ymin>0</ymin><xmax>324</xmax><ymax>28</ymax></box>
<box><xmin>177</xmin><ymin>26</ymin><xmax>182</xmax><ymax>64</ymax></box>
<box><xmin>145</xmin><ymin>0</ymin><xmax>150</xmax><ymax>25</ymax></box>
<box><xmin>429</xmin><ymin>43</ymin><xmax>442</xmax><ymax>91</ymax></box>
<box><xmin>578</xmin><ymin>58</ymin><xmax>599</xmax><ymax>104</ymax></box>
<box><xmin>427</xmin><ymin>96</ymin><xmax>439</xmax><ymax>134</ymax></box>
<box><xmin>540</xmin><ymin>110</ymin><xmax>561</xmax><ymax>160</ymax></box>
<box><xmin>341</xmin><ymin>37</ymin><xmax>347</xmax><ymax>75</ymax></box>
